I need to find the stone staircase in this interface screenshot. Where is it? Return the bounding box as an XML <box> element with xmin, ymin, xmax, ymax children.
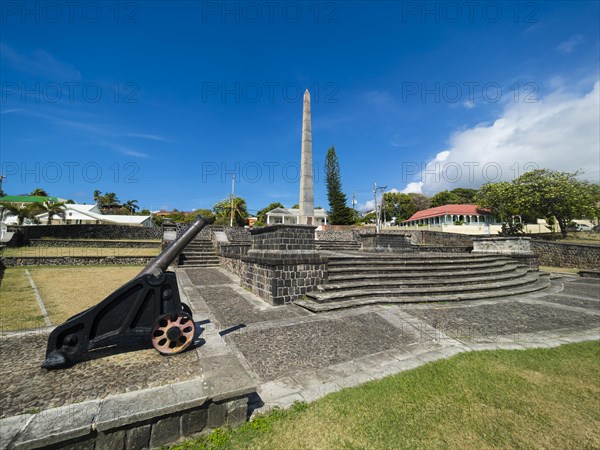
<box><xmin>315</xmin><ymin>240</ymin><xmax>361</xmax><ymax>252</ymax></box>
<box><xmin>178</xmin><ymin>237</ymin><xmax>219</xmax><ymax>268</ymax></box>
<box><xmin>295</xmin><ymin>253</ymin><xmax>551</xmax><ymax>312</ymax></box>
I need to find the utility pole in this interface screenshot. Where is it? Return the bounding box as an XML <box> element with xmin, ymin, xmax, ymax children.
<box><xmin>230</xmin><ymin>174</ymin><xmax>235</xmax><ymax>227</ymax></box>
<box><xmin>352</xmin><ymin>192</ymin><xmax>357</xmax><ymax>211</ymax></box>
<box><xmin>379</xmin><ymin>185</ymin><xmax>387</xmax><ymax>227</ymax></box>
<box><xmin>373</xmin><ymin>182</ymin><xmax>379</xmax><ymax>233</ymax></box>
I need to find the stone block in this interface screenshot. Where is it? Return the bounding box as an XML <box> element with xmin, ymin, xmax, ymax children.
<box><xmin>181</xmin><ymin>408</ymin><xmax>208</xmax><ymax>436</ymax></box>
<box><xmin>150</xmin><ymin>416</ymin><xmax>181</xmax><ymax>448</ymax></box>
<box><xmin>207</xmin><ymin>402</ymin><xmax>227</xmax><ymax>429</ymax></box>
<box><xmin>126</xmin><ymin>424</ymin><xmax>151</xmax><ymax>450</ymax></box>
<box><xmin>96</xmin><ymin>430</ymin><xmax>125</xmax><ymax>450</ymax></box>
<box><xmin>226</xmin><ymin>398</ymin><xmax>249</xmax><ymax>426</ymax></box>
<box><xmin>12</xmin><ymin>400</ymin><xmax>99</xmax><ymax>449</ymax></box>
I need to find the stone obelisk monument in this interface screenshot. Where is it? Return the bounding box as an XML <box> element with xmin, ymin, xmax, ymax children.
<box><xmin>299</xmin><ymin>89</ymin><xmax>314</xmax><ymax>225</ymax></box>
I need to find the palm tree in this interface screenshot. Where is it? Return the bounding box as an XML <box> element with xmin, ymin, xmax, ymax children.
<box><xmin>93</xmin><ymin>190</ymin><xmax>103</xmax><ymax>205</ymax></box>
<box><xmin>0</xmin><ymin>203</ymin><xmax>34</xmax><ymax>225</ymax></box>
<box><xmin>102</xmin><ymin>192</ymin><xmax>121</xmax><ymax>212</ymax></box>
<box><xmin>38</xmin><ymin>202</ymin><xmax>66</xmax><ymax>225</ymax></box>
<box><xmin>30</xmin><ymin>188</ymin><xmax>48</xmax><ymax>197</ymax></box>
<box><xmin>124</xmin><ymin>200</ymin><xmax>139</xmax><ymax>214</ymax></box>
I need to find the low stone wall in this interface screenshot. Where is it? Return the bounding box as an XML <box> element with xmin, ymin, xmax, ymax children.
<box><xmin>225</xmin><ymin>227</ymin><xmax>251</xmax><ymax>242</ymax></box>
<box><xmin>359</xmin><ymin>233</ymin><xmax>414</xmax><ymax>253</ymax></box>
<box><xmin>2</xmin><ymin>384</ymin><xmax>251</xmax><ymax>450</ymax></box>
<box><xmin>11</xmin><ymin>225</ymin><xmax>161</xmax><ymax>244</ymax></box>
<box><xmin>409</xmin><ymin>230</ymin><xmax>475</xmax><ymax>247</ymax></box>
<box><xmin>530</xmin><ymin>240</ymin><xmax>600</xmax><ymax>269</ymax></box>
<box><xmin>1</xmin><ymin>256</ymin><xmax>153</xmax><ymax>267</ymax></box>
<box><xmin>315</xmin><ymin>230</ymin><xmax>356</xmax><ymax>241</ymax></box>
<box><xmin>28</xmin><ymin>239</ymin><xmax>160</xmax><ymax>248</ymax></box>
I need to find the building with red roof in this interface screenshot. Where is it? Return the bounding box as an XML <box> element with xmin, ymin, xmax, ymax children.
<box><xmin>401</xmin><ymin>204</ymin><xmax>496</xmax><ymax>227</ymax></box>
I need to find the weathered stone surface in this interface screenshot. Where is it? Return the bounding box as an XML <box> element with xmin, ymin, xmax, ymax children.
<box><xmin>0</xmin><ymin>414</ymin><xmax>33</xmax><ymax>449</ymax></box>
<box><xmin>226</xmin><ymin>398</ymin><xmax>249</xmax><ymax>426</ymax></box>
<box><xmin>0</xmin><ymin>332</ymin><xmax>200</xmax><ymax>419</ymax></box>
<box><xmin>230</xmin><ymin>313</ymin><xmax>417</xmax><ymax>381</ymax></box>
<box><xmin>405</xmin><ymin>302</ymin><xmax>598</xmax><ymax>343</ymax></box>
<box><xmin>531</xmin><ymin>240</ymin><xmax>600</xmax><ymax>269</ymax></box>
<box><xmin>95</xmin><ymin>429</ymin><xmax>125</xmax><ymax>450</ymax></box>
<box><xmin>181</xmin><ymin>408</ymin><xmax>208</xmax><ymax>435</ymax></box>
<box><xmin>541</xmin><ymin>294</ymin><xmax>600</xmax><ymax>310</ymax></box>
<box><xmin>473</xmin><ymin>237</ymin><xmax>533</xmax><ymax>255</ymax></box>
<box><xmin>126</xmin><ymin>424</ymin><xmax>151</xmax><ymax>450</ymax></box>
<box><xmin>12</xmin><ymin>401</ymin><xmax>99</xmax><ymax>449</ymax></box>
<box><xmin>207</xmin><ymin>402</ymin><xmax>227</xmax><ymax>429</ymax></box>
<box><xmin>150</xmin><ymin>416</ymin><xmax>180</xmax><ymax>448</ymax></box>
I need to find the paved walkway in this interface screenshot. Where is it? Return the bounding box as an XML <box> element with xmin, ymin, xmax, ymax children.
<box><xmin>180</xmin><ymin>267</ymin><xmax>599</xmax><ymax>416</ymax></box>
<box><xmin>1</xmin><ymin>267</ymin><xmax>597</xmax><ymax>422</ymax></box>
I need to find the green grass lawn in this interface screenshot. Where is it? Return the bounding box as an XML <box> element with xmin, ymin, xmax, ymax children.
<box><xmin>172</xmin><ymin>341</ymin><xmax>600</xmax><ymax>450</ymax></box>
<box><xmin>0</xmin><ymin>268</ymin><xmax>46</xmax><ymax>331</ymax></box>
<box><xmin>0</xmin><ymin>266</ymin><xmax>144</xmax><ymax>330</ymax></box>
<box><xmin>1</xmin><ymin>247</ymin><xmax>159</xmax><ymax>257</ymax></box>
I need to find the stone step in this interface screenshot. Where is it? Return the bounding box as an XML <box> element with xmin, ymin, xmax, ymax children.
<box><xmin>326</xmin><ymin>254</ymin><xmax>510</xmax><ymax>264</ymax></box>
<box><xmin>295</xmin><ymin>274</ymin><xmax>551</xmax><ymax>312</ymax></box>
<box><xmin>306</xmin><ymin>272</ymin><xmax>543</xmax><ymax>303</ymax></box>
<box><xmin>319</xmin><ymin>267</ymin><xmax>531</xmax><ymax>292</ymax></box>
<box><xmin>327</xmin><ymin>264</ymin><xmax>523</xmax><ymax>283</ymax></box>
<box><xmin>328</xmin><ymin>260</ymin><xmax>514</xmax><ymax>274</ymax></box>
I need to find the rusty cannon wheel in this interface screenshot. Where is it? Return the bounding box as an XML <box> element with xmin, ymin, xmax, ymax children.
<box><xmin>151</xmin><ymin>312</ymin><xmax>195</xmax><ymax>355</ymax></box>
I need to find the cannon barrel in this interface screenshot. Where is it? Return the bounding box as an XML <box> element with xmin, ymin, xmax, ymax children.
<box><xmin>139</xmin><ymin>215</ymin><xmax>208</xmax><ymax>277</ymax></box>
<box><xmin>42</xmin><ymin>214</ymin><xmax>210</xmax><ymax>369</ymax></box>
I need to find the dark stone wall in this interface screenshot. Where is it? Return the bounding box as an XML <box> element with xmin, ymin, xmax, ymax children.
<box><xmin>28</xmin><ymin>239</ymin><xmax>160</xmax><ymax>248</ymax></box>
<box><xmin>1</xmin><ymin>256</ymin><xmax>153</xmax><ymax>267</ymax></box>
<box><xmin>359</xmin><ymin>233</ymin><xmax>414</xmax><ymax>252</ymax></box>
<box><xmin>250</xmin><ymin>225</ymin><xmax>316</xmax><ymax>251</ymax></box>
<box><xmin>530</xmin><ymin>241</ymin><xmax>600</xmax><ymax>269</ymax></box>
<box><xmin>11</xmin><ymin>225</ymin><xmax>161</xmax><ymax>243</ymax></box>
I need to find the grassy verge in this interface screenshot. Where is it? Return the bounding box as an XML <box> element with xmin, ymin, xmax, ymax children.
<box><xmin>172</xmin><ymin>341</ymin><xmax>600</xmax><ymax>450</ymax></box>
<box><xmin>29</xmin><ymin>266</ymin><xmax>144</xmax><ymax>324</ymax></box>
<box><xmin>540</xmin><ymin>266</ymin><xmax>580</xmax><ymax>274</ymax></box>
<box><xmin>0</xmin><ymin>268</ymin><xmax>46</xmax><ymax>331</ymax></box>
<box><xmin>1</xmin><ymin>247</ymin><xmax>159</xmax><ymax>257</ymax></box>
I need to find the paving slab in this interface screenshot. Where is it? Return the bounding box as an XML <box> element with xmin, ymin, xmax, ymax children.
<box><xmin>539</xmin><ymin>294</ymin><xmax>600</xmax><ymax>310</ymax></box>
<box><xmin>559</xmin><ymin>279</ymin><xmax>600</xmax><ymax>299</ymax></box>
<box><xmin>229</xmin><ymin>312</ymin><xmax>418</xmax><ymax>382</ymax></box>
<box><xmin>404</xmin><ymin>301</ymin><xmax>599</xmax><ymax>344</ymax></box>
<box><xmin>185</xmin><ymin>268</ymin><xmax>235</xmax><ymax>286</ymax></box>
<box><xmin>199</xmin><ymin>285</ymin><xmax>309</xmax><ymax>329</ymax></box>
<box><xmin>0</xmin><ymin>332</ymin><xmax>201</xmax><ymax>419</ymax></box>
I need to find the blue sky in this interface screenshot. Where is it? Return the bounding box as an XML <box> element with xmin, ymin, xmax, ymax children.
<box><xmin>1</xmin><ymin>1</ymin><xmax>599</xmax><ymax>214</ymax></box>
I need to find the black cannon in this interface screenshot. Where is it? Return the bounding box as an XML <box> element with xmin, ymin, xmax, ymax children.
<box><xmin>42</xmin><ymin>215</ymin><xmax>208</xmax><ymax>370</ymax></box>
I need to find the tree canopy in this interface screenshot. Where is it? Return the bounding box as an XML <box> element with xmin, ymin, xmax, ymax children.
<box><xmin>256</xmin><ymin>202</ymin><xmax>284</xmax><ymax>225</ymax></box>
<box><xmin>478</xmin><ymin>169</ymin><xmax>599</xmax><ymax>237</ymax></box>
<box><xmin>381</xmin><ymin>192</ymin><xmax>418</xmax><ymax>223</ymax></box>
<box><xmin>325</xmin><ymin>146</ymin><xmax>355</xmax><ymax>225</ymax></box>
<box><xmin>213</xmin><ymin>196</ymin><xmax>249</xmax><ymax>226</ymax></box>
<box><xmin>429</xmin><ymin>188</ymin><xmax>479</xmax><ymax>207</ymax></box>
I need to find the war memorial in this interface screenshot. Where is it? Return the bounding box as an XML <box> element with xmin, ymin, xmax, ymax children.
<box><xmin>0</xmin><ymin>92</ymin><xmax>598</xmax><ymax>449</ymax></box>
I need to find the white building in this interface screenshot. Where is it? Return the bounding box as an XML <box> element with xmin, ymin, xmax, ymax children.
<box><xmin>36</xmin><ymin>204</ymin><xmax>155</xmax><ymax>227</ymax></box>
<box><xmin>266</xmin><ymin>207</ymin><xmax>328</xmax><ymax>226</ymax></box>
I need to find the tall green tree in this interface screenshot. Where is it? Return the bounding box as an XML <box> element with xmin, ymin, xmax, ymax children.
<box><xmin>36</xmin><ymin>202</ymin><xmax>66</xmax><ymax>225</ymax></box>
<box><xmin>408</xmin><ymin>193</ymin><xmax>430</xmax><ymax>211</ymax></box>
<box><xmin>324</xmin><ymin>146</ymin><xmax>355</xmax><ymax>225</ymax></box>
<box><xmin>124</xmin><ymin>199</ymin><xmax>139</xmax><ymax>214</ymax></box>
<box><xmin>256</xmin><ymin>202</ymin><xmax>284</xmax><ymax>224</ymax></box>
<box><xmin>382</xmin><ymin>192</ymin><xmax>418</xmax><ymax>222</ymax></box>
<box><xmin>515</xmin><ymin>169</ymin><xmax>599</xmax><ymax>237</ymax></box>
<box><xmin>478</xmin><ymin>170</ymin><xmax>600</xmax><ymax>237</ymax></box>
<box><xmin>429</xmin><ymin>190</ymin><xmax>461</xmax><ymax>207</ymax></box>
<box><xmin>213</xmin><ymin>196</ymin><xmax>249</xmax><ymax>226</ymax></box>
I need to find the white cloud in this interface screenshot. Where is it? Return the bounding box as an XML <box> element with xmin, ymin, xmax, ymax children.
<box><xmin>463</xmin><ymin>100</ymin><xmax>475</xmax><ymax>109</ymax></box>
<box><xmin>0</xmin><ymin>41</ymin><xmax>81</xmax><ymax>80</ymax></box>
<box><xmin>557</xmin><ymin>35</ymin><xmax>584</xmax><ymax>54</ymax></box>
<box><xmin>401</xmin><ymin>80</ymin><xmax>600</xmax><ymax>195</ymax></box>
